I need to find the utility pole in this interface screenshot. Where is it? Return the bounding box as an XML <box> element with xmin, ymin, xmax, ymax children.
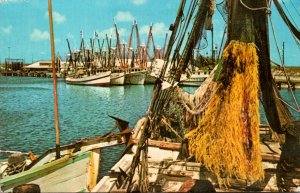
<box><xmin>8</xmin><ymin>47</ymin><xmax>11</xmax><ymax>59</ymax></box>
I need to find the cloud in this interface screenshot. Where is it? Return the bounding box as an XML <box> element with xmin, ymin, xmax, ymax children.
<box><xmin>131</xmin><ymin>0</ymin><xmax>146</xmax><ymax>5</ymax></box>
<box><xmin>98</xmin><ymin>27</ymin><xmax>128</xmax><ymax>39</ymax></box>
<box><xmin>45</xmin><ymin>11</ymin><xmax>66</xmax><ymax>24</ymax></box>
<box><xmin>140</xmin><ymin>25</ymin><xmax>150</xmax><ymax>35</ymax></box>
<box><xmin>140</xmin><ymin>22</ymin><xmax>168</xmax><ymax>37</ymax></box>
<box><xmin>1</xmin><ymin>25</ymin><xmax>12</xmax><ymax>34</ymax></box>
<box><xmin>67</xmin><ymin>33</ymin><xmax>74</xmax><ymax>40</ymax></box>
<box><xmin>30</xmin><ymin>29</ymin><xmax>49</xmax><ymax>41</ymax></box>
<box><xmin>0</xmin><ymin>0</ymin><xmax>25</xmax><ymax>4</ymax></box>
<box><xmin>114</xmin><ymin>11</ymin><xmax>134</xmax><ymax>22</ymax></box>
<box><xmin>98</xmin><ymin>27</ymin><xmax>115</xmax><ymax>38</ymax></box>
<box><xmin>152</xmin><ymin>23</ymin><xmax>169</xmax><ymax>36</ymax></box>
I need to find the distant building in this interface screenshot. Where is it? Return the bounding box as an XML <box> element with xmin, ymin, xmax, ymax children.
<box><xmin>23</xmin><ymin>59</ymin><xmax>67</xmax><ymax>73</ymax></box>
<box><xmin>5</xmin><ymin>58</ymin><xmax>24</xmax><ymax>71</ymax></box>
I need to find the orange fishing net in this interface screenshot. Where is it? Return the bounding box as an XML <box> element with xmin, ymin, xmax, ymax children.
<box><xmin>185</xmin><ymin>40</ymin><xmax>264</xmax><ymax>185</ymax></box>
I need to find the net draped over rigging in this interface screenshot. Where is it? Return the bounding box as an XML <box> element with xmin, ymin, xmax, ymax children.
<box><xmin>186</xmin><ymin>40</ymin><xmax>264</xmax><ymax>184</ymax></box>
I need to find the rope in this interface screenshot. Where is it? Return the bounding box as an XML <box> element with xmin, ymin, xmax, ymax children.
<box><xmin>272</xmin><ymin>0</ymin><xmax>300</xmax><ymax>50</ymax></box>
<box><xmin>262</xmin><ymin>139</ymin><xmax>280</xmax><ymax>154</ymax></box>
<box><xmin>269</xmin><ymin>13</ymin><xmax>300</xmax><ymax>111</ymax></box>
<box><xmin>289</xmin><ymin>0</ymin><xmax>300</xmax><ymax>18</ymax></box>
<box><xmin>239</xmin><ymin>0</ymin><xmax>270</xmax><ymax>12</ymax></box>
<box><xmin>278</xmin><ymin>97</ymin><xmax>300</xmax><ymax>113</ymax></box>
<box><xmin>5</xmin><ymin>160</ymin><xmax>27</xmax><ymax>176</ymax></box>
<box><xmin>282</xmin><ymin>0</ymin><xmax>300</xmax><ymax>30</ymax></box>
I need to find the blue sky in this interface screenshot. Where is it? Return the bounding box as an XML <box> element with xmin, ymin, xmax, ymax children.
<box><xmin>0</xmin><ymin>0</ymin><xmax>299</xmax><ymax>66</ymax></box>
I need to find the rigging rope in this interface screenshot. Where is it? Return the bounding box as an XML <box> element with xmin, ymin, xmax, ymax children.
<box><xmin>281</xmin><ymin>0</ymin><xmax>300</xmax><ymax>30</ymax></box>
<box><xmin>289</xmin><ymin>0</ymin><xmax>300</xmax><ymax>18</ymax></box>
<box><xmin>239</xmin><ymin>0</ymin><xmax>270</xmax><ymax>12</ymax></box>
<box><xmin>268</xmin><ymin>11</ymin><xmax>300</xmax><ymax>112</ymax></box>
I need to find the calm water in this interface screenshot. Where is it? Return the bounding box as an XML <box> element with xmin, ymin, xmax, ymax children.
<box><xmin>0</xmin><ymin>76</ymin><xmax>153</xmax><ymax>175</ymax></box>
<box><xmin>1</xmin><ymin>76</ymin><xmax>300</xmax><ymax>175</ymax></box>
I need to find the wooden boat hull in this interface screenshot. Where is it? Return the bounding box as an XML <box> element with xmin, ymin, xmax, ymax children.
<box><xmin>0</xmin><ymin>128</ymin><xmax>132</xmax><ymax>192</ymax></box>
<box><xmin>66</xmin><ymin>71</ymin><xmax>111</xmax><ymax>86</ymax></box>
<box><xmin>125</xmin><ymin>70</ymin><xmax>146</xmax><ymax>85</ymax></box>
<box><xmin>145</xmin><ymin>73</ymin><xmax>157</xmax><ymax>84</ymax></box>
<box><xmin>111</xmin><ymin>72</ymin><xmax>125</xmax><ymax>85</ymax></box>
<box><xmin>179</xmin><ymin>73</ymin><xmax>208</xmax><ymax>87</ymax></box>
<box><xmin>179</xmin><ymin>77</ymin><xmax>206</xmax><ymax>86</ymax></box>
<box><xmin>0</xmin><ymin>151</ymin><xmax>93</xmax><ymax>192</ymax></box>
<box><xmin>91</xmin><ymin>119</ymin><xmax>284</xmax><ymax>192</ymax></box>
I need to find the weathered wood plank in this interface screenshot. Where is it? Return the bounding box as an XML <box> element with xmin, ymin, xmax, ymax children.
<box><xmin>87</xmin><ymin>149</ymin><xmax>100</xmax><ymax>191</ymax></box>
<box><xmin>131</xmin><ymin>139</ymin><xmax>181</xmax><ymax>151</ymax></box>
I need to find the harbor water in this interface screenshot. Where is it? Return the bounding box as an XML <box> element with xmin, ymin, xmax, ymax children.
<box><xmin>1</xmin><ymin>76</ymin><xmax>300</xmax><ymax>176</ymax></box>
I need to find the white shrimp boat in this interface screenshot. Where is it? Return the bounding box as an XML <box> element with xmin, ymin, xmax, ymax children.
<box><xmin>125</xmin><ymin>68</ymin><xmax>146</xmax><ymax>85</ymax></box>
<box><xmin>179</xmin><ymin>70</ymin><xmax>210</xmax><ymax>87</ymax></box>
<box><xmin>111</xmin><ymin>69</ymin><xmax>125</xmax><ymax>85</ymax></box>
<box><xmin>66</xmin><ymin>70</ymin><xmax>111</xmax><ymax>86</ymax></box>
<box><xmin>0</xmin><ymin>117</ymin><xmax>132</xmax><ymax>192</ymax></box>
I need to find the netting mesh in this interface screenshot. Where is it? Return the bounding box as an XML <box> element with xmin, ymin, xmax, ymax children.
<box><xmin>186</xmin><ymin>40</ymin><xmax>264</xmax><ymax>186</ymax></box>
<box><xmin>217</xmin><ymin>0</ymin><xmax>228</xmax><ymax>22</ymax></box>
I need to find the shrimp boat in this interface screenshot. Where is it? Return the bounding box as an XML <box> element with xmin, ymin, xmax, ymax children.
<box><xmin>1</xmin><ymin>1</ymin><xmax>124</xmax><ymax>192</ymax></box>
<box><xmin>179</xmin><ymin>70</ymin><xmax>209</xmax><ymax>87</ymax></box>
<box><xmin>0</xmin><ymin>116</ymin><xmax>132</xmax><ymax>192</ymax></box>
<box><xmin>66</xmin><ymin>69</ymin><xmax>111</xmax><ymax>86</ymax></box>
<box><xmin>92</xmin><ymin>0</ymin><xmax>300</xmax><ymax>192</ymax></box>
<box><xmin>124</xmin><ymin>67</ymin><xmax>146</xmax><ymax>85</ymax></box>
<box><xmin>111</xmin><ymin>68</ymin><xmax>125</xmax><ymax>85</ymax></box>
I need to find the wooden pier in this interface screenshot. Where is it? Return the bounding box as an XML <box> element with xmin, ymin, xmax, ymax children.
<box><xmin>0</xmin><ymin>70</ymin><xmax>65</xmax><ymax>78</ymax></box>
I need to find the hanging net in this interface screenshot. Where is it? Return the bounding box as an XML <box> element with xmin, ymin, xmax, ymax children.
<box><xmin>185</xmin><ymin>40</ymin><xmax>264</xmax><ymax>185</ymax></box>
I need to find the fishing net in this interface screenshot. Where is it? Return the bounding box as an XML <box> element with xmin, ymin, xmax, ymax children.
<box><xmin>185</xmin><ymin>40</ymin><xmax>264</xmax><ymax>185</ymax></box>
<box><xmin>216</xmin><ymin>0</ymin><xmax>227</xmax><ymax>22</ymax></box>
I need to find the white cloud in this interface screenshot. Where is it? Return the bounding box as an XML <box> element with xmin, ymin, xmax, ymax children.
<box><xmin>30</xmin><ymin>29</ymin><xmax>49</xmax><ymax>41</ymax></box>
<box><xmin>98</xmin><ymin>27</ymin><xmax>115</xmax><ymax>38</ymax></box>
<box><xmin>0</xmin><ymin>0</ymin><xmax>25</xmax><ymax>4</ymax></box>
<box><xmin>67</xmin><ymin>33</ymin><xmax>74</xmax><ymax>40</ymax></box>
<box><xmin>45</xmin><ymin>11</ymin><xmax>66</xmax><ymax>24</ymax></box>
<box><xmin>140</xmin><ymin>25</ymin><xmax>150</xmax><ymax>35</ymax></box>
<box><xmin>119</xmin><ymin>28</ymin><xmax>128</xmax><ymax>37</ymax></box>
<box><xmin>1</xmin><ymin>25</ymin><xmax>12</xmax><ymax>34</ymax></box>
<box><xmin>115</xmin><ymin>11</ymin><xmax>134</xmax><ymax>22</ymax></box>
<box><xmin>98</xmin><ymin>27</ymin><xmax>128</xmax><ymax>39</ymax></box>
<box><xmin>152</xmin><ymin>23</ymin><xmax>169</xmax><ymax>36</ymax></box>
<box><xmin>140</xmin><ymin>22</ymin><xmax>168</xmax><ymax>37</ymax></box>
<box><xmin>131</xmin><ymin>0</ymin><xmax>146</xmax><ymax>5</ymax></box>
<box><xmin>55</xmin><ymin>38</ymin><xmax>61</xmax><ymax>44</ymax></box>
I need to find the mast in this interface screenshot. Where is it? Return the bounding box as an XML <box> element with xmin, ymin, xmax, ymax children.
<box><xmin>106</xmin><ymin>34</ymin><xmax>111</xmax><ymax>68</ymax></box>
<box><xmin>124</xmin><ymin>0</ymin><xmax>212</xmax><ymax>191</ymax></box>
<box><xmin>227</xmin><ymin>0</ymin><xmax>300</xmax><ymax>191</ymax></box>
<box><xmin>114</xmin><ymin>20</ymin><xmax>123</xmax><ymax>68</ymax></box>
<box><xmin>151</xmin><ymin>35</ymin><xmax>156</xmax><ymax>59</ymax></box>
<box><xmin>162</xmin><ymin>33</ymin><xmax>168</xmax><ymax>59</ymax></box>
<box><xmin>126</xmin><ymin>21</ymin><xmax>135</xmax><ymax>66</ymax></box>
<box><xmin>135</xmin><ymin>21</ymin><xmax>141</xmax><ymax>62</ymax></box>
<box><xmin>66</xmin><ymin>38</ymin><xmax>73</xmax><ymax>66</ymax></box>
<box><xmin>47</xmin><ymin>0</ymin><xmax>60</xmax><ymax>159</ymax></box>
<box><xmin>144</xmin><ymin>23</ymin><xmax>153</xmax><ymax>68</ymax></box>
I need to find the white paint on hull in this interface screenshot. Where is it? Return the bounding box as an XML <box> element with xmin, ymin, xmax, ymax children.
<box><xmin>125</xmin><ymin>70</ymin><xmax>146</xmax><ymax>85</ymax></box>
<box><xmin>66</xmin><ymin>71</ymin><xmax>111</xmax><ymax>86</ymax></box>
<box><xmin>145</xmin><ymin>74</ymin><xmax>157</xmax><ymax>84</ymax></box>
<box><xmin>111</xmin><ymin>72</ymin><xmax>125</xmax><ymax>85</ymax></box>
